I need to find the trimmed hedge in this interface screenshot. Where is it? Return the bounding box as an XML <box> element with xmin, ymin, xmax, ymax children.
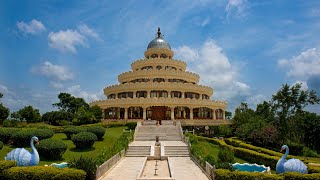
<box><xmin>2</xmin><ymin>166</ymin><xmax>86</xmax><ymax>180</ymax></box>
<box><xmin>308</xmin><ymin>165</ymin><xmax>320</xmax><ymax>173</ymax></box>
<box><xmin>86</xmin><ymin>126</ymin><xmax>106</xmax><ymax>140</ymax></box>
<box><xmin>0</xmin><ymin>128</ymin><xmax>21</xmax><ymax>144</ymax></box>
<box><xmin>11</xmin><ymin>129</ymin><xmax>54</xmax><ymax>147</ymax></box>
<box><xmin>72</xmin><ymin>132</ymin><xmax>97</xmax><ymax>149</ymax></box>
<box><xmin>126</xmin><ymin>122</ymin><xmax>137</xmax><ymax>130</ymax></box>
<box><xmin>0</xmin><ymin>160</ymin><xmax>16</xmax><ymax>174</ymax></box>
<box><xmin>0</xmin><ymin>141</ymin><xmax>3</xmax><ymax>150</ymax></box>
<box><xmin>283</xmin><ymin>172</ymin><xmax>320</xmax><ymax>180</ymax></box>
<box><xmin>215</xmin><ymin>169</ymin><xmax>282</xmax><ymax>180</ymax></box>
<box><xmin>36</xmin><ymin>138</ymin><xmax>68</xmax><ymax>160</ymax></box>
<box><xmin>63</xmin><ymin>126</ymin><xmax>87</xmax><ymax>140</ymax></box>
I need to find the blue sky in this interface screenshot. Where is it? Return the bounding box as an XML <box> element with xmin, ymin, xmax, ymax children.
<box><xmin>1</xmin><ymin>0</ymin><xmax>320</xmax><ymax>114</ymax></box>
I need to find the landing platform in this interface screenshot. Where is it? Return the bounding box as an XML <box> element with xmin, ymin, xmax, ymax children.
<box><xmin>129</xmin><ymin>141</ymin><xmax>187</xmax><ymax>147</ymax></box>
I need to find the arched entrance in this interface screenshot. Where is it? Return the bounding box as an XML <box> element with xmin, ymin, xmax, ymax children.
<box><xmin>147</xmin><ymin>106</ymin><xmax>171</xmax><ymax>120</ymax></box>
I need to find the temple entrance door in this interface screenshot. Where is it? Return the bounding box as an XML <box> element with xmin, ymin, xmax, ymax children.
<box><xmin>151</xmin><ymin>106</ymin><xmax>166</xmax><ymax>120</ymax></box>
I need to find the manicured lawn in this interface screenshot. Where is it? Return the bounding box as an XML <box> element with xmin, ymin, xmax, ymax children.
<box><xmin>192</xmin><ymin>140</ymin><xmax>248</xmax><ymax>164</ymax></box>
<box><xmin>0</xmin><ymin>126</ymin><xmax>125</xmax><ymax>165</ymax></box>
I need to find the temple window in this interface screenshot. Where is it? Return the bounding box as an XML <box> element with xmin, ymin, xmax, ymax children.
<box><xmin>165</xmin><ymin>66</ymin><xmax>177</xmax><ymax>70</ymax></box>
<box><xmin>202</xmin><ymin>94</ymin><xmax>209</xmax><ymax>99</ymax></box>
<box><xmin>136</xmin><ymin>91</ymin><xmax>147</xmax><ymax>98</ymax></box>
<box><xmin>108</xmin><ymin>94</ymin><xmax>116</xmax><ymax>99</ymax></box>
<box><xmin>141</xmin><ymin>66</ymin><xmax>153</xmax><ymax>70</ymax></box>
<box><xmin>151</xmin><ymin>54</ymin><xmax>158</xmax><ymax>58</ymax></box>
<box><xmin>151</xmin><ymin>90</ymin><xmax>168</xmax><ymax>98</ymax></box>
<box><xmin>171</xmin><ymin>91</ymin><xmax>182</xmax><ymax>98</ymax></box>
<box><xmin>160</xmin><ymin>54</ymin><xmax>167</xmax><ymax>58</ymax></box>
<box><xmin>153</xmin><ymin>78</ymin><xmax>165</xmax><ymax>83</ymax></box>
<box><xmin>156</xmin><ymin>66</ymin><xmax>162</xmax><ymax>70</ymax></box>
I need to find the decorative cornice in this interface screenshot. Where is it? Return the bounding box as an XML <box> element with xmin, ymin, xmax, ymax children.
<box><xmin>131</xmin><ymin>58</ymin><xmax>187</xmax><ymax>71</ymax></box>
<box><xmin>104</xmin><ymin>81</ymin><xmax>213</xmax><ymax>96</ymax></box>
<box><xmin>90</xmin><ymin>97</ymin><xmax>227</xmax><ymax>109</ymax></box>
<box><xmin>118</xmin><ymin>69</ymin><xmax>200</xmax><ymax>84</ymax></box>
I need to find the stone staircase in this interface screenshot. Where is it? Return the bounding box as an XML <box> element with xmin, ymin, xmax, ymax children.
<box><xmin>134</xmin><ymin>122</ymin><xmax>182</xmax><ymax>141</ymax></box>
<box><xmin>165</xmin><ymin>146</ymin><xmax>189</xmax><ymax>157</ymax></box>
<box><xmin>126</xmin><ymin>146</ymin><xmax>151</xmax><ymax>157</ymax></box>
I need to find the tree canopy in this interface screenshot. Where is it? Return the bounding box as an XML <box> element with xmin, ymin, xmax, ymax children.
<box><xmin>53</xmin><ymin>92</ymin><xmax>90</xmax><ymax>114</ymax></box>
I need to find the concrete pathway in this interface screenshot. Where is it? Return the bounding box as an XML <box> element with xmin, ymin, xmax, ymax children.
<box><xmin>99</xmin><ymin>157</ymin><xmax>146</xmax><ymax>180</ymax></box>
<box><xmin>130</xmin><ymin>141</ymin><xmax>187</xmax><ymax>147</ymax></box>
<box><xmin>169</xmin><ymin>157</ymin><xmax>209</xmax><ymax>180</ymax></box>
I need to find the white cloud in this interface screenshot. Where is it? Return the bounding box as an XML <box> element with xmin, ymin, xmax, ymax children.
<box><xmin>247</xmin><ymin>94</ymin><xmax>267</xmax><ymax>108</ymax></box>
<box><xmin>48</xmin><ymin>30</ymin><xmax>86</xmax><ymax>53</ymax></box>
<box><xmin>66</xmin><ymin>85</ymin><xmax>102</xmax><ymax>102</ymax></box>
<box><xmin>49</xmin><ymin>81</ymin><xmax>64</xmax><ymax>89</ymax></box>
<box><xmin>32</xmin><ymin>61</ymin><xmax>74</xmax><ymax>81</ymax></box>
<box><xmin>293</xmin><ymin>80</ymin><xmax>308</xmax><ymax>90</ymax></box>
<box><xmin>17</xmin><ymin>19</ymin><xmax>46</xmax><ymax>34</ymax></box>
<box><xmin>0</xmin><ymin>84</ymin><xmax>9</xmax><ymax>94</ymax></box>
<box><xmin>225</xmin><ymin>0</ymin><xmax>249</xmax><ymax>20</ymax></box>
<box><xmin>174</xmin><ymin>39</ymin><xmax>250</xmax><ymax>103</ymax></box>
<box><xmin>278</xmin><ymin>48</ymin><xmax>320</xmax><ymax>80</ymax></box>
<box><xmin>78</xmin><ymin>24</ymin><xmax>100</xmax><ymax>40</ymax></box>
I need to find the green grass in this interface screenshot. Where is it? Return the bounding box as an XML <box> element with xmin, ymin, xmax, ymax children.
<box><xmin>0</xmin><ymin>126</ymin><xmax>125</xmax><ymax>165</ymax></box>
<box><xmin>192</xmin><ymin>140</ymin><xmax>248</xmax><ymax>164</ymax></box>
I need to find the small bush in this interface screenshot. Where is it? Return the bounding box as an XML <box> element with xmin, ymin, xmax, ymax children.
<box><xmin>2</xmin><ymin>119</ymin><xmax>19</xmax><ymax>127</ymax></box>
<box><xmin>0</xmin><ymin>141</ymin><xmax>3</xmax><ymax>150</ymax></box>
<box><xmin>0</xmin><ymin>128</ymin><xmax>21</xmax><ymax>144</ymax></box>
<box><xmin>11</xmin><ymin>129</ymin><xmax>54</xmax><ymax>147</ymax></box>
<box><xmin>308</xmin><ymin>165</ymin><xmax>320</xmax><ymax>173</ymax></box>
<box><xmin>69</xmin><ymin>156</ymin><xmax>96</xmax><ymax>180</ymax></box>
<box><xmin>126</xmin><ymin>122</ymin><xmax>137</xmax><ymax>130</ymax></box>
<box><xmin>287</xmin><ymin>142</ymin><xmax>304</xmax><ymax>156</ymax></box>
<box><xmin>72</xmin><ymin>132</ymin><xmax>97</xmax><ymax>149</ymax></box>
<box><xmin>214</xmin><ymin>169</ymin><xmax>282</xmax><ymax>180</ymax></box>
<box><xmin>283</xmin><ymin>172</ymin><xmax>320</xmax><ymax>180</ymax></box>
<box><xmin>64</xmin><ymin>126</ymin><xmax>87</xmax><ymax>140</ymax></box>
<box><xmin>86</xmin><ymin>126</ymin><xmax>106</xmax><ymax>140</ymax></box>
<box><xmin>204</xmin><ymin>155</ymin><xmax>216</xmax><ymax>165</ymax></box>
<box><xmin>303</xmin><ymin>147</ymin><xmax>319</xmax><ymax>158</ymax></box>
<box><xmin>3</xmin><ymin>166</ymin><xmax>86</xmax><ymax>180</ymax></box>
<box><xmin>101</xmin><ymin>121</ymin><xmax>126</xmax><ymax>128</ymax></box>
<box><xmin>58</xmin><ymin>120</ymin><xmax>73</xmax><ymax>126</ymax></box>
<box><xmin>218</xmin><ymin>147</ymin><xmax>234</xmax><ymax>163</ymax></box>
<box><xmin>36</xmin><ymin>138</ymin><xmax>67</xmax><ymax>160</ymax></box>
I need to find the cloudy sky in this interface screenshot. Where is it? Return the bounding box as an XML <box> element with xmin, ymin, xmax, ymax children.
<box><xmin>1</xmin><ymin>0</ymin><xmax>320</xmax><ymax>114</ymax></box>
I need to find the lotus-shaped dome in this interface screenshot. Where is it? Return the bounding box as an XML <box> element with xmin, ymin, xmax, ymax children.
<box><xmin>147</xmin><ymin>27</ymin><xmax>171</xmax><ymax>50</ymax></box>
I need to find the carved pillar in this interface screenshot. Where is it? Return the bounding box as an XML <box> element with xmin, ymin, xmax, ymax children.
<box><xmin>124</xmin><ymin>108</ymin><xmax>128</xmax><ymax>120</ymax></box>
<box><xmin>147</xmin><ymin>91</ymin><xmax>150</xmax><ymax>98</ymax></box>
<box><xmin>213</xmin><ymin>109</ymin><xmax>216</xmax><ymax>120</ymax></box>
<box><xmin>190</xmin><ymin>108</ymin><xmax>193</xmax><ymax>120</ymax></box>
<box><xmin>133</xmin><ymin>91</ymin><xmax>136</xmax><ymax>98</ymax></box>
<box><xmin>143</xmin><ymin>107</ymin><xmax>147</xmax><ymax>120</ymax></box>
<box><xmin>117</xmin><ymin>108</ymin><xmax>120</xmax><ymax>119</ymax></box>
<box><xmin>171</xmin><ymin>107</ymin><xmax>175</xmax><ymax>120</ymax></box>
<box><xmin>223</xmin><ymin>110</ymin><xmax>226</xmax><ymax>120</ymax></box>
<box><xmin>181</xmin><ymin>91</ymin><xmax>185</xmax><ymax>98</ymax></box>
<box><xmin>168</xmin><ymin>91</ymin><xmax>171</xmax><ymax>98</ymax></box>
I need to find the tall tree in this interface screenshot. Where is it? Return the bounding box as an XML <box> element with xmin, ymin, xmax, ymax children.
<box><xmin>271</xmin><ymin>83</ymin><xmax>320</xmax><ymax>139</ymax></box>
<box><xmin>53</xmin><ymin>93</ymin><xmax>89</xmax><ymax>114</ymax></box>
<box><xmin>0</xmin><ymin>92</ymin><xmax>10</xmax><ymax>123</ymax></box>
<box><xmin>15</xmin><ymin>105</ymin><xmax>41</xmax><ymax>123</ymax></box>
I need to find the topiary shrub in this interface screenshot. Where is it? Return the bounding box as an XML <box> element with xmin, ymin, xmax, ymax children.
<box><xmin>69</xmin><ymin>156</ymin><xmax>96</xmax><ymax>180</ymax></box>
<box><xmin>0</xmin><ymin>141</ymin><xmax>3</xmax><ymax>150</ymax></box>
<box><xmin>0</xmin><ymin>160</ymin><xmax>16</xmax><ymax>174</ymax></box>
<box><xmin>126</xmin><ymin>122</ymin><xmax>137</xmax><ymax>130</ymax></box>
<box><xmin>35</xmin><ymin>138</ymin><xmax>67</xmax><ymax>160</ymax></box>
<box><xmin>86</xmin><ymin>126</ymin><xmax>106</xmax><ymax>141</ymax></box>
<box><xmin>11</xmin><ymin>129</ymin><xmax>54</xmax><ymax>147</ymax></box>
<box><xmin>2</xmin><ymin>166</ymin><xmax>86</xmax><ymax>180</ymax></box>
<box><xmin>63</xmin><ymin>126</ymin><xmax>87</xmax><ymax>140</ymax></box>
<box><xmin>72</xmin><ymin>132</ymin><xmax>97</xmax><ymax>149</ymax></box>
<box><xmin>0</xmin><ymin>128</ymin><xmax>21</xmax><ymax>144</ymax></box>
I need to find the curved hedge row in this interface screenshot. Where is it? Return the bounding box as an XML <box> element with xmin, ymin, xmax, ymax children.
<box><xmin>63</xmin><ymin>126</ymin><xmax>87</xmax><ymax>140</ymax></box>
<box><xmin>215</xmin><ymin>169</ymin><xmax>320</xmax><ymax>180</ymax></box>
<box><xmin>11</xmin><ymin>129</ymin><xmax>54</xmax><ymax>147</ymax></box>
<box><xmin>35</xmin><ymin>138</ymin><xmax>67</xmax><ymax>160</ymax></box>
<box><xmin>0</xmin><ymin>161</ymin><xmax>16</xmax><ymax>174</ymax></box>
<box><xmin>3</xmin><ymin>166</ymin><xmax>86</xmax><ymax>180</ymax></box>
<box><xmin>0</xmin><ymin>128</ymin><xmax>21</xmax><ymax>144</ymax></box>
<box><xmin>86</xmin><ymin>126</ymin><xmax>106</xmax><ymax>140</ymax></box>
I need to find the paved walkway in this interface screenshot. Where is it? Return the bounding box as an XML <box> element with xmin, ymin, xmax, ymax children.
<box><xmin>99</xmin><ymin>157</ymin><xmax>146</xmax><ymax>180</ymax></box>
<box><xmin>169</xmin><ymin>157</ymin><xmax>209</xmax><ymax>180</ymax></box>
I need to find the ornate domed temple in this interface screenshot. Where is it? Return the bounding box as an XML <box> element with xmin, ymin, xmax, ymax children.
<box><xmin>91</xmin><ymin>28</ymin><xmax>228</xmax><ymax>125</ymax></box>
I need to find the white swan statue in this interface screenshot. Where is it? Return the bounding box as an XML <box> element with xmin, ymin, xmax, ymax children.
<box><xmin>276</xmin><ymin>145</ymin><xmax>308</xmax><ymax>174</ymax></box>
<box><xmin>5</xmin><ymin>136</ymin><xmax>40</xmax><ymax>166</ymax></box>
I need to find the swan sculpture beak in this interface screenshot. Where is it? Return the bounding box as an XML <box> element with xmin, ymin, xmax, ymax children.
<box><xmin>280</xmin><ymin>148</ymin><xmax>284</xmax><ymax>152</ymax></box>
<box><xmin>36</xmin><ymin>140</ymin><xmax>39</xmax><ymax>145</ymax></box>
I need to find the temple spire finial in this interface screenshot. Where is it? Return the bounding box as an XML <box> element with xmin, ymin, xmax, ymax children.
<box><xmin>157</xmin><ymin>27</ymin><xmax>161</xmax><ymax>38</ymax></box>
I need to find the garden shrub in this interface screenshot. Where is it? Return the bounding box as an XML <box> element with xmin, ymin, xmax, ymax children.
<box><xmin>303</xmin><ymin>147</ymin><xmax>319</xmax><ymax>158</ymax></box>
<box><xmin>72</xmin><ymin>132</ymin><xmax>97</xmax><ymax>149</ymax></box>
<box><xmin>283</xmin><ymin>172</ymin><xmax>320</xmax><ymax>180</ymax></box>
<box><xmin>218</xmin><ymin>147</ymin><xmax>234</xmax><ymax>163</ymax></box>
<box><xmin>126</xmin><ymin>122</ymin><xmax>137</xmax><ymax>130</ymax></box>
<box><xmin>2</xmin><ymin>119</ymin><xmax>19</xmax><ymax>127</ymax></box>
<box><xmin>35</xmin><ymin>138</ymin><xmax>67</xmax><ymax>160</ymax></box>
<box><xmin>69</xmin><ymin>156</ymin><xmax>96</xmax><ymax>180</ymax></box>
<box><xmin>0</xmin><ymin>160</ymin><xmax>16</xmax><ymax>174</ymax></box>
<box><xmin>308</xmin><ymin>165</ymin><xmax>320</xmax><ymax>173</ymax></box>
<box><xmin>86</xmin><ymin>126</ymin><xmax>106</xmax><ymax>140</ymax></box>
<box><xmin>63</xmin><ymin>126</ymin><xmax>87</xmax><ymax>139</ymax></box>
<box><xmin>0</xmin><ymin>128</ymin><xmax>21</xmax><ymax>144</ymax></box>
<box><xmin>204</xmin><ymin>155</ymin><xmax>216</xmax><ymax>165</ymax></box>
<box><xmin>0</xmin><ymin>141</ymin><xmax>3</xmax><ymax>150</ymax></box>
<box><xmin>101</xmin><ymin>121</ymin><xmax>126</xmax><ymax>128</ymax></box>
<box><xmin>287</xmin><ymin>142</ymin><xmax>304</xmax><ymax>156</ymax></box>
<box><xmin>3</xmin><ymin>166</ymin><xmax>86</xmax><ymax>180</ymax></box>
<box><xmin>11</xmin><ymin>129</ymin><xmax>54</xmax><ymax>147</ymax></box>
